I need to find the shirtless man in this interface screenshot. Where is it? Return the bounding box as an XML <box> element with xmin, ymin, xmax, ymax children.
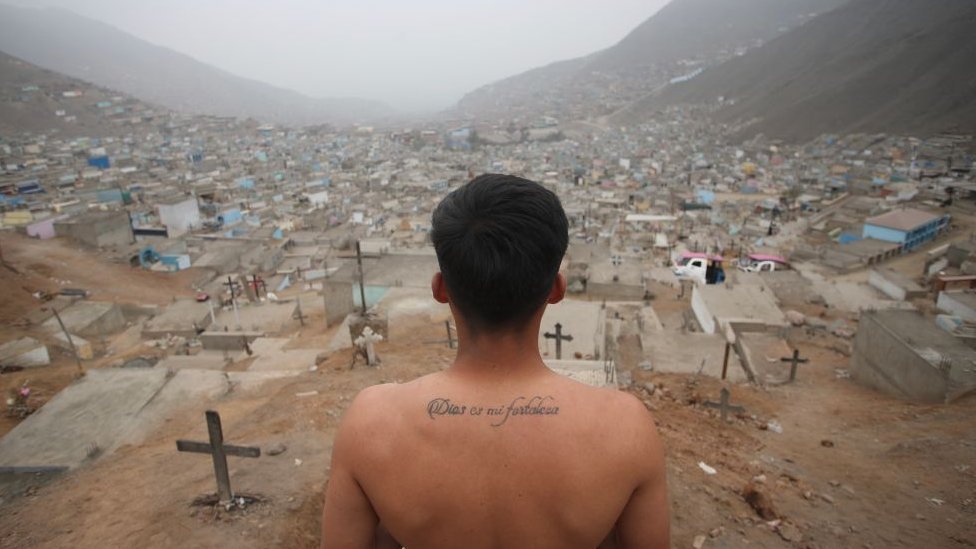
<box><xmin>322</xmin><ymin>174</ymin><xmax>670</xmax><ymax>548</ymax></box>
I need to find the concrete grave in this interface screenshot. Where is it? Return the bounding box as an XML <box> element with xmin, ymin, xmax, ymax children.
<box><xmin>41</xmin><ymin>301</ymin><xmax>126</xmax><ymax>338</ymax></box>
<box><xmin>539</xmin><ymin>300</ymin><xmax>607</xmax><ymax>360</ymax></box>
<box><xmin>691</xmin><ymin>282</ymin><xmax>788</xmax><ymax>336</ymax></box>
<box><xmin>546</xmin><ymin>359</ymin><xmax>615</xmax><ymax>388</ymax></box>
<box><xmin>0</xmin><ymin>368</ymin><xmax>170</xmax><ymax>468</ymax></box>
<box><xmin>248</xmin><ymin>338</ymin><xmax>322</xmax><ymax>372</ymax></box>
<box><xmin>869</xmin><ymin>268</ymin><xmax>926</xmax><ymax>301</ymax></box>
<box><xmin>141</xmin><ymin>299</ymin><xmax>213</xmax><ymax>339</ymax></box>
<box><xmin>851</xmin><ymin>309</ymin><xmax>976</xmax><ymax>403</ymax></box>
<box><xmin>0</xmin><ymin>338</ymin><xmax>50</xmax><ymax>368</ymax></box>
<box><xmin>51</xmin><ymin>332</ymin><xmax>94</xmax><ymax>360</ymax></box>
<box><xmin>322</xmin><ymin>279</ymin><xmax>355</xmax><ymax>326</ymax></box>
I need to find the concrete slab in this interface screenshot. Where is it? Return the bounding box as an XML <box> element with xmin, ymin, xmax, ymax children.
<box><xmin>0</xmin><ymin>337</ymin><xmax>50</xmax><ymax>368</ymax></box>
<box><xmin>869</xmin><ymin>268</ymin><xmax>926</xmax><ymax>301</ymax></box>
<box><xmin>113</xmin><ymin>369</ymin><xmax>230</xmax><ymax>449</ymax></box>
<box><xmin>793</xmin><ymin>263</ymin><xmax>909</xmax><ymax>313</ymax></box>
<box><xmin>154</xmin><ymin>354</ymin><xmax>229</xmax><ymax>371</ymax></box>
<box><xmin>641</xmin><ymin>332</ymin><xmax>749</xmax><ymax>382</ymax></box>
<box><xmin>213</xmin><ymin>302</ymin><xmax>296</xmax><ymax>333</ymax></box>
<box><xmin>51</xmin><ymin>332</ymin><xmax>93</xmax><ymax>360</ymax></box>
<box><xmin>852</xmin><ymin>309</ymin><xmax>976</xmax><ymax>402</ymax></box>
<box><xmin>692</xmin><ymin>283</ymin><xmax>788</xmax><ymax>335</ymax></box>
<box><xmin>248</xmin><ymin>338</ymin><xmax>321</xmax><ymax>372</ymax></box>
<box><xmin>141</xmin><ymin>299</ymin><xmax>213</xmax><ymax>339</ymax></box>
<box><xmin>40</xmin><ymin>301</ymin><xmax>126</xmax><ymax>338</ymax></box>
<box><xmin>0</xmin><ymin>368</ymin><xmax>170</xmax><ymax>468</ymax></box>
<box><xmin>546</xmin><ymin>359</ymin><xmax>614</xmax><ymax>388</ymax></box>
<box><xmin>539</xmin><ymin>299</ymin><xmax>607</xmax><ymax>360</ymax></box>
<box><xmin>738</xmin><ymin>333</ymin><xmax>795</xmax><ymax>384</ymax></box>
<box><xmin>0</xmin><ymin>365</ymin><xmax>295</xmax><ymax>470</ymax></box>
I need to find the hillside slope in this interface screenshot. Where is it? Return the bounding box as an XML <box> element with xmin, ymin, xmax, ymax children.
<box><xmin>0</xmin><ymin>5</ymin><xmax>394</xmax><ymax>127</ymax></box>
<box><xmin>0</xmin><ymin>50</ymin><xmax>164</xmax><ymax>137</ymax></box>
<box><xmin>457</xmin><ymin>0</ymin><xmax>846</xmax><ymax>119</ymax></box>
<box><xmin>618</xmin><ymin>0</ymin><xmax>976</xmax><ymax>140</ymax></box>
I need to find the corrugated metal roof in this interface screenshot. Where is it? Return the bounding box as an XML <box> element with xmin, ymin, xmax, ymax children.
<box><xmin>865</xmin><ymin>208</ymin><xmax>940</xmax><ymax>232</ymax></box>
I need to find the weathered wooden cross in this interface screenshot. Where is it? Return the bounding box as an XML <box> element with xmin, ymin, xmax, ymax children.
<box><xmin>544</xmin><ymin>323</ymin><xmax>574</xmax><ymax>360</ymax></box>
<box><xmin>355</xmin><ymin>241</ymin><xmax>368</xmax><ymax>314</ymax></box>
<box><xmin>780</xmin><ymin>349</ymin><xmax>809</xmax><ymax>383</ymax></box>
<box><xmin>703</xmin><ymin>387</ymin><xmax>745</xmax><ymax>422</ymax></box>
<box><xmin>176</xmin><ymin>410</ymin><xmax>260</xmax><ymax>504</ymax></box>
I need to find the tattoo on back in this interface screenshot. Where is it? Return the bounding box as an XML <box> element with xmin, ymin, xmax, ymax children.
<box><xmin>426</xmin><ymin>396</ymin><xmax>559</xmax><ymax>427</ymax></box>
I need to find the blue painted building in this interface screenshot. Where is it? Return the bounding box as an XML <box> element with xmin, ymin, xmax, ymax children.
<box><xmin>862</xmin><ymin>208</ymin><xmax>949</xmax><ymax>251</ymax></box>
<box><xmin>88</xmin><ymin>155</ymin><xmax>110</xmax><ymax>169</ymax></box>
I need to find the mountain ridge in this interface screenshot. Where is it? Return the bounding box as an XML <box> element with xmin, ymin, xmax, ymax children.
<box><xmin>456</xmin><ymin>0</ymin><xmax>848</xmax><ymax>120</ymax></box>
<box><xmin>0</xmin><ymin>4</ymin><xmax>396</xmax><ymax>127</ymax></box>
<box><xmin>614</xmin><ymin>0</ymin><xmax>976</xmax><ymax>141</ymax></box>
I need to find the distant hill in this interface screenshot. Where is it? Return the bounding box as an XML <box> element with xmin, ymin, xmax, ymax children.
<box><xmin>0</xmin><ymin>50</ymin><xmax>164</xmax><ymax>137</ymax></box>
<box><xmin>457</xmin><ymin>0</ymin><xmax>847</xmax><ymax>119</ymax></box>
<box><xmin>617</xmin><ymin>0</ymin><xmax>976</xmax><ymax>141</ymax></box>
<box><xmin>587</xmin><ymin>0</ymin><xmax>846</xmax><ymax>73</ymax></box>
<box><xmin>0</xmin><ymin>4</ymin><xmax>395</xmax><ymax>127</ymax></box>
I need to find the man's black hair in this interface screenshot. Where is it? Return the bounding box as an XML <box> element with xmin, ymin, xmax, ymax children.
<box><xmin>431</xmin><ymin>174</ymin><xmax>569</xmax><ymax>331</ymax></box>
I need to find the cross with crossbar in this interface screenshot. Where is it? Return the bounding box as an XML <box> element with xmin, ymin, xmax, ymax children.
<box><xmin>780</xmin><ymin>349</ymin><xmax>810</xmax><ymax>383</ymax></box>
<box><xmin>703</xmin><ymin>387</ymin><xmax>745</xmax><ymax>422</ymax></box>
<box><xmin>176</xmin><ymin>410</ymin><xmax>260</xmax><ymax>504</ymax></box>
<box><xmin>544</xmin><ymin>323</ymin><xmax>573</xmax><ymax>360</ymax></box>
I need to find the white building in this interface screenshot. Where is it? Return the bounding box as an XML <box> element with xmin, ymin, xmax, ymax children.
<box><xmin>156</xmin><ymin>197</ymin><xmax>200</xmax><ymax>237</ymax></box>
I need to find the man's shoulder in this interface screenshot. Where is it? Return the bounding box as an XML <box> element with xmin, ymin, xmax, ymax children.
<box><xmin>342</xmin><ymin>374</ymin><xmax>438</xmax><ymax>425</ymax></box>
<box><xmin>571</xmin><ymin>382</ymin><xmax>653</xmax><ymax>417</ymax></box>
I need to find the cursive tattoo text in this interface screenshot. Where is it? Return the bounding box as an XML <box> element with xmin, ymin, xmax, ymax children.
<box><xmin>426</xmin><ymin>395</ymin><xmax>559</xmax><ymax>427</ymax></box>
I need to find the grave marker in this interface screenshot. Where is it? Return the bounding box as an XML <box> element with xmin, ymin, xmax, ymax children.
<box><xmin>176</xmin><ymin>410</ymin><xmax>260</xmax><ymax>504</ymax></box>
<box><xmin>543</xmin><ymin>323</ymin><xmax>574</xmax><ymax>360</ymax></box>
<box><xmin>703</xmin><ymin>387</ymin><xmax>745</xmax><ymax>422</ymax></box>
<box><xmin>780</xmin><ymin>349</ymin><xmax>809</xmax><ymax>383</ymax></box>
<box><xmin>354</xmin><ymin>326</ymin><xmax>383</xmax><ymax>366</ymax></box>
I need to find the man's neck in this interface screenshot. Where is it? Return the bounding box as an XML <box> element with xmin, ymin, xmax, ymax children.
<box><xmin>447</xmin><ymin>326</ymin><xmax>550</xmax><ymax>380</ymax></box>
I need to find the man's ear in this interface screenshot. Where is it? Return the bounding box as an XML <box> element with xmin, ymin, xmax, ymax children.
<box><xmin>547</xmin><ymin>272</ymin><xmax>567</xmax><ymax>305</ymax></box>
<box><xmin>431</xmin><ymin>272</ymin><xmax>450</xmax><ymax>304</ymax></box>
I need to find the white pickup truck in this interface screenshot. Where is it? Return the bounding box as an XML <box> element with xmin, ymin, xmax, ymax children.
<box><xmin>672</xmin><ymin>252</ymin><xmax>726</xmax><ymax>285</ymax></box>
<box><xmin>736</xmin><ymin>254</ymin><xmax>790</xmax><ymax>273</ymax></box>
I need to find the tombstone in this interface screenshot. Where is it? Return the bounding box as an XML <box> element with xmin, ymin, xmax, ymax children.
<box><xmin>354</xmin><ymin>326</ymin><xmax>383</xmax><ymax>366</ymax></box>
<box><xmin>323</xmin><ymin>280</ymin><xmax>355</xmax><ymax>327</ymax></box>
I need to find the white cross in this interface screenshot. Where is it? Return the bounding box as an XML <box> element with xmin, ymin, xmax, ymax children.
<box><xmin>354</xmin><ymin>326</ymin><xmax>384</xmax><ymax>366</ymax></box>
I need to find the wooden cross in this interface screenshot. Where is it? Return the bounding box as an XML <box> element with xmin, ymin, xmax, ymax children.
<box><xmin>355</xmin><ymin>241</ymin><xmax>367</xmax><ymax>314</ymax></box>
<box><xmin>223</xmin><ymin>276</ymin><xmax>240</xmax><ymax>301</ymax></box>
<box><xmin>780</xmin><ymin>349</ymin><xmax>809</xmax><ymax>383</ymax></box>
<box><xmin>703</xmin><ymin>387</ymin><xmax>745</xmax><ymax>422</ymax></box>
<box><xmin>250</xmin><ymin>274</ymin><xmax>267</xmax><ymax>299</ymax></box>
<box><xmin>544</xmin><ymin>323</ymin><xmax>574</xmax><ymax>360</ymax></box>
<box><xmin>176</xmin><ymin>410</ymin><xmax>260</xmax><ymax>504</ymax></box>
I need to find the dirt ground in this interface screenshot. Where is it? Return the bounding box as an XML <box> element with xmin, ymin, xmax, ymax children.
<box><xmin>0</xmin><ymin>233</ymin><xmax>974</xmax><ymax>548</ymax></box>
<box><xmin>0</xmin><ymin>234</ymin><xmax>200</xmax><ymax>438</ymax></box>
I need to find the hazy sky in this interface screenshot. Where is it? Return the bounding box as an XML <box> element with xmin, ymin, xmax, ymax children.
<box><xmin>8</xmin><ymin>0</ymin><xmax>669</xmax><ymax>112</ymax></box>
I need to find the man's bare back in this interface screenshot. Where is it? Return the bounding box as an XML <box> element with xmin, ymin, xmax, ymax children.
<box><xmin>322</xmin><ymin>175</ymin><xmax>669</xmax><ymax>548</ymax></box>
<box><xmin>323</xmin><ymin>363</ymin><xmax>669</xmax><ymax>548</ymax></box>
